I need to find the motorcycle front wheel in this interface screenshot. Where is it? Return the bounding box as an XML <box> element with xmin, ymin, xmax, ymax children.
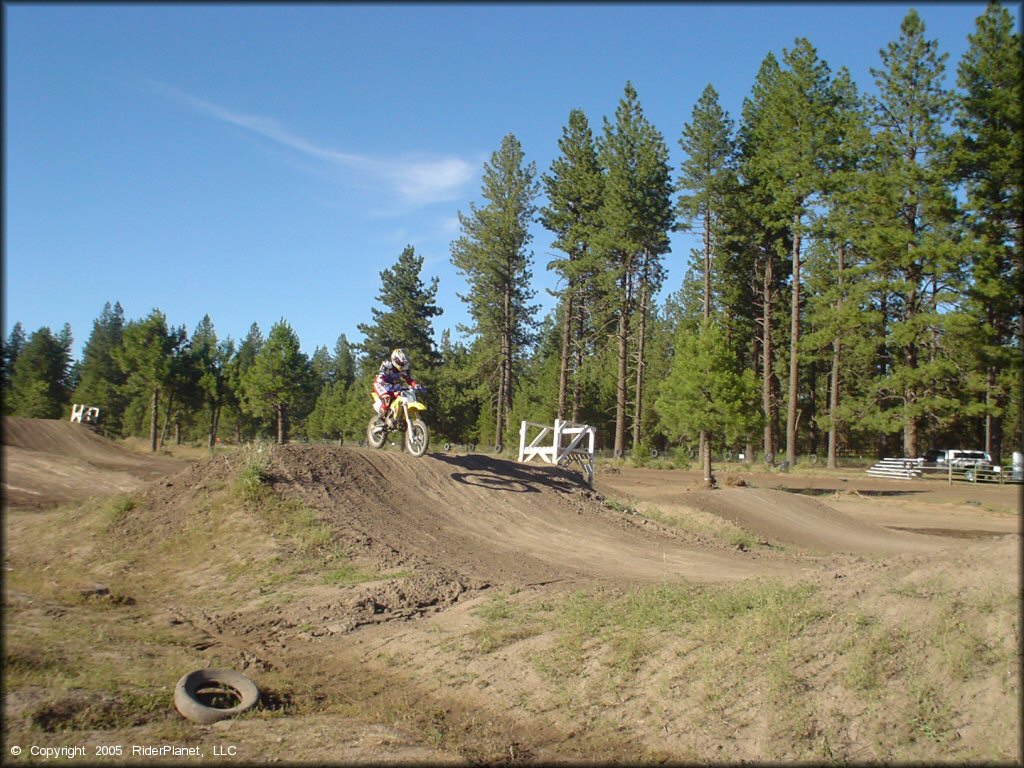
<box><xmin>406</xmin><ymin>419</ymin><xmax>429</xmax><ymax>457</ymax></box>
<box><xmin>366</xmin><ymin>416</ymin><xmax>387</xmax><ymax>449</ymax></box>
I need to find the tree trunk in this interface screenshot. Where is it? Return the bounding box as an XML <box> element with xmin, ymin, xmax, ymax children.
<box><xmin>703</xmin><ymin>209</ymin><xmax>713</xmax><ymax>321</ymax></box>
<box><xmin>149</xmin><ymin>386</ymin><xmax>160</xmax><ymax>453</ymax></box>
<box><xmin>497</xmin><ymin>282</ymin><xmax>513</xmax><ymax>450</ymax></box>
<box><xmin>700</xmin><ymin>214</ymin><xmax>713</xmax><ymax>475</ymax></box>
<box><xmin>702</xmin><ymin>433</ymin><xmax>714</xmax><ymax>488</ymax></box>
<box><xmin>786</xmin><ymin>223</ymin><xmax>801</xmax><ymax>466</ymax></box>
<box><xmin>159</xmin><ymin>387</ymin><xmax>176</xmax><ymax>450</ymax></box>
<box><xmin>985</xmin><ymin>367</ymin><xmax>1003</xmax><ymax>465</ymax></box>
<box><xmin>827</xmin><ymin>244</ymin><xmax>845</xmax><ymax>470</ymax></box>
<box><xmin>276</xmin><ymin>403</ymin><xmax>288</xmax><ymax>444</ymax></box>
<box><xmin>208</xmin><ymin>403</ymin><xmax>218</xmax><ymax>450</ymax></box>
<box><xmin>557</xmin><ymin>290</ymin><xmax>573</xmax><ymax>421</ymax></box>
<box><xmin>632</xmin><ymin>272</ymin><xmax>649</xmax><ymax>448</ymax></box>
<box><xmin>571</xmin><ymin>287</ymin><xmax>584</xmax><ymax>423</ymax></box>
<box><xmin>761</xmin><ymin>259</ymin><xmax>775</xmax><ymax>462</ymax></box>
<box><xmin>614</xmin><ymin>267</ymin><xmax>632</xmax><ymax>457</ymax></box>
<box><xmin>903</xmin><ymin>338</ymin><xmax>918</xmax><ymax>458</ymax></box>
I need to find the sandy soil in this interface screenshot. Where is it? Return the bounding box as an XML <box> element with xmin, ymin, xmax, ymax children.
<box><xmin>2</xmin><ymin>418</ymin><xmax>1020</xmax><ymax>763</ymax></box>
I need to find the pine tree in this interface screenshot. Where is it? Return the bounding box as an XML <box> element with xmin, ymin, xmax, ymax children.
<box><xmin>7</xmin><ymin>325</ymin><xmax>74</xmax><ymax>419</ymax></box>
<box><xmin>676</xmin><ymin>83</ymin><xmax>737</xmax><ymax>468</ymax></box>
<box><xmin>225</xmin><ymin>323</ymin><xmax>264</xmax><ymax>443</ymax></box>
<box><xmin>540</xmin><ymin>108</ymin><xmax>605</xmax><ymax>420</ymax></box>
<box><xmin>655</xmin><ymin>318</ymin><xmax>760</xmax><ymax>486</ymax></box>
<box><xmin>803</xmin><ymin>68</ymin><xmax>877</xmax><ymax>467</ymax></box>
<box><xmin>2</xmin><ymin>322</ymin><xmax>28</xmax><ymax>415</ymax></box>
<box><xmin>357</xmin><ymin>245</ymin><xmax>443</xmax><ymax>382</ymax></box>
<box><xmin>451</xmin><ymin>133</ymin><xmax>539</xmax><ymax>450</ymax></box>
<box><xmin>865</xmin><ymin>9</ymin><xmax>959</xmax><ymax>458</ymax></box>
<box><xmin>736</xmin><ymin>53</ymin><xmax>790</xmax><ymax>462</ymax></box>
<box><xmin>594</xmin><ymin>82</ymin><xmax>674</xmax><ymax>455</ymax></box>
<box><xmin>741</xmin><ymin>39</ymin><xmax>838</xmax><ymax>466</ymax></box>
<box><xmin>241</xmin><ymin>320</ymin><xmax>311</xmax><ymax>444</ymax></box>
<box><xmin>954</xmin><ymin>1</ymin><xmax>1023</xmax><ymax>462</ymax></box>
<box><xmin>113</xmin><ymin>310</ymin><xmax>178</xmax><ymax>451</ymax></box>
<box><xmin>190</xmin><ymin>315</ymin><xmax>234</xmax><ymax>449</ymax></box>
<box><xmin>72</xmin><ymin>302</ymin><xmax>127</xmax><ymax>435</ymax></box>
<box><xmin>333</xmin><ymin>334</ymin><xmax>357</xmax><ymax>390</ymax></box>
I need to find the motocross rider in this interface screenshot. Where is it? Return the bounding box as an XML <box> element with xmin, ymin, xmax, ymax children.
<box><xmin>373</xmin><ymin>348</ymin><xmax>418</xmax><ymax>426</ymax></box>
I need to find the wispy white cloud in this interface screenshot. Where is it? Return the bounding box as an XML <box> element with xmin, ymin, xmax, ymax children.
<box><xmin>150</xmin><ymin>82</ymin><xmax>476</xmax><ymax>207</ymax></box>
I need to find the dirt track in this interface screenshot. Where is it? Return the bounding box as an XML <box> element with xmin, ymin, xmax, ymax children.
<box><xmin>2</xmin><ymin>418</ymin><xmax>1021</xmax><ymax>763</ymax></box>
<box><xmin>6</xmin><ymin>417</ymin><xmax>1016</xmax><ymax>588</ymax></box>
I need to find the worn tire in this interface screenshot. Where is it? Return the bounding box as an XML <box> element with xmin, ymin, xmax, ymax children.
<box><xmin>366</xmin><ymin>416</ymin><xmax>387</xmax><ymax>449</ymax></box>
<box><xmin>174</xmin><ymin>668</ymin><xmax>259</xmax><ymax>725</ymax></box>
<box><xmin>406</xmin><ymin>419</ymin><xmax>430</xmax><ymax>457</ymax></box>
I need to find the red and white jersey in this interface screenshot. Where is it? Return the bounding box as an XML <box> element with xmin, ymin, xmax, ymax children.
<box><xmin>373</xmin><ymin>359</ymin><xmax>416</xmax><ymax>396</ymax></box>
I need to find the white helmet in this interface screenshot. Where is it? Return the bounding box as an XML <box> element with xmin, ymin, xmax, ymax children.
<box><xmin>390</xmin><ymin>348</ymin><xmax>409</xmax><ymax>371</ymax></box>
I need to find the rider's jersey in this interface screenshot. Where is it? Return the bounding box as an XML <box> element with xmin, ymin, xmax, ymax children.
<box><xmin>373</xmin><ymin>360</ymin><xmax>416</xmax><ymax>396</ymax></box>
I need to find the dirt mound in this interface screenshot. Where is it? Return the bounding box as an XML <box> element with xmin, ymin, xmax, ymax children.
<box><xmin>677</xmin><ymin>487</ymin><xmax>954</xmax><ymax>554</ymax></box>
<box><xmin>262</xmin><ymin>445</ymin><xmax>806</xmax><ymax>589</ymax></box>
<box><xmin>2</xmin><ymin>416</ymin><xmax>183</xmax><ymax>509</ymax></box>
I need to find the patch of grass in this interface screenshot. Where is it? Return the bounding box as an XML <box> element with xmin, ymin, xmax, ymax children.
<box><xmin>635</xmin><ymin>500</ymin><xmax>775</xmax><ymax>551</ymax></box>
<box><xmin>471</xmin><ymin>593</ymin><xmax>549</xmax><ymax>653</ymax></box>
<box><xmin>253</xmin><ymin>498</ymin><xmax>337</xmax><ymax>559</ymax></box>
<box><xmin>841</xmin><ymin>619</ymin><xmax>906</xmax><ymax>694</ymax></box>
<box><xmin>99</xmin><ymin>494</ymin><xmax>137</xmax><ymax>529</ymax></box>
<box><xmin>235</xmin><ymin>462</ymin><xmax>270</xmax><ymax>503</ymax></box>
<box><xmin>30</xmin><ymin>689</ymin><xmax>170</xmax><ymax>732</ymax></box>
<box><xmin>323</xmin><ymin>562</ymin><xmax>392</xmax><ymax>587</ymax></box>
<box><xmin>603</xmin><ymin>498</ymin><xmax>639</xmax><ymax>515</ymax></box>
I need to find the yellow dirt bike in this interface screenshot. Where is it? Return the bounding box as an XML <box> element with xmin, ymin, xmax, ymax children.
<box><xmin>367</xmin><ymin>387</ymin><xmax>430</xmax><ymax>457</ymax></box>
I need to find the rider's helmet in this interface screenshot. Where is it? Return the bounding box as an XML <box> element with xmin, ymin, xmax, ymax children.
<box><xmin>390</xmin><ymin>348</ymin><xmax>409</xmax><ymax>371</ymax></box>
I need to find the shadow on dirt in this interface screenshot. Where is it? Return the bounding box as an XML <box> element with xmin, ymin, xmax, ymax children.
<box><xmin>889</xmin><ymin>526</ymin><xmax>1012</xmax><ymax>539</ymax></box>
<box><xmin>780</xmin><ymin>487</ymin><xmax>926</xmax><ymax>498</ymax></box>
<box><xmin>431</xmin><ymin>452</ymin><xmax>586</xmax><ymax>494</ymax></box>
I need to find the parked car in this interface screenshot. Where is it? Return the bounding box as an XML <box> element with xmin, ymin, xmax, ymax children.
<box><xmin>919</xmin><ymin>449</ymin><xmax>992</xmax><ymax>468</ymax></box>
<box><xmin>950</xmin><ymin>450</ymin><xmax>992</xmax><ymax>468</ymax></box>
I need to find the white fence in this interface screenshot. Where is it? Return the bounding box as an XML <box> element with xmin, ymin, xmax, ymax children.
<box><xmin>518</xmin><ymin>419</ymin><xmax>597</xmax><ymax>485</ymax></box>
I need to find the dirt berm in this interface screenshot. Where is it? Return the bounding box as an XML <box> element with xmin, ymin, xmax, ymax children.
<box><xmin>2</xmin><ymin>416</ymin><xmax>181</xmax><ymax>509</ymax></box>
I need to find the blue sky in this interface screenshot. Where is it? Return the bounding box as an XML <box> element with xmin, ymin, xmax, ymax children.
<box><xmin>4</xmin><ymin>2</ymin><xmax>1014</xmax><ymax>362</ymax></box>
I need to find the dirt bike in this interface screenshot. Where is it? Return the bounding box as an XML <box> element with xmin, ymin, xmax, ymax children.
<box><xmin>367</xmin><ymin>387</ymin><xmax>430</xmax><ymax>457</ymax></box>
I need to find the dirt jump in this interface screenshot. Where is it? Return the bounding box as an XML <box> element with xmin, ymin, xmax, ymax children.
<box><xmin>2</xmin><ymin>416</ymin><xmax>182</xmax><ymax>509</ymax></box>
<box><xmin>2</xmin><ymin>417</ymin><xmax>1020</xmax><ymax>763</ymax></box>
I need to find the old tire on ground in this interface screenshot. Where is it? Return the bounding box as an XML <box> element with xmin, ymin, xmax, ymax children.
<box><xmin>174</xmin><ymin>668</ymin><xmax>260</xmax><ymax>725</ymax></box>
<box><xmin>407</xmin><ymin>419</ymin><xmax>430</xmax><ymax>457</ymax></box>
<box><xmin>366</xmin><ymin>416</ymin><xmax>387</xmax><ymax>449</ymax></box>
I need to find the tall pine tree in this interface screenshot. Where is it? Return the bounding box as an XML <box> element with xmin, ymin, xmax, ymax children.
<box><xmin>954</xmin><ymin>1</ymin><xmax>1023</xmax><ymax>462</ymax></box>
<box><xmin>594</xmin><ymin>82</ymin><xmax>674</xmax><ymax>455</ymax></box>
<box><xmin>451</xmin><ymin>133</ymin><xmax>539</xmax><ymax>450</ymax></box>
<box><xmin>357</xmin><ymin>245</ymin><xmax>443</xmax><ymax>382</ymax></box>
<box><xmin>540</xmin><ymin>108</ymin><xmax>605</xmax><ymax>421</ymax></box>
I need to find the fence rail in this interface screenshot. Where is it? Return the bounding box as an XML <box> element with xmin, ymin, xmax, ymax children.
<box><xmin>518</xmin><ymin>419</ymin><xmax>596</xmax><ymax>485</ymax></box>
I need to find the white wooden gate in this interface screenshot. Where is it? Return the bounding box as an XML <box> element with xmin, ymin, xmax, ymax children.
<box><xmin>518</xmin><ymin>419</ymin><xmax>596</xmax><ymax>484</ymax></box>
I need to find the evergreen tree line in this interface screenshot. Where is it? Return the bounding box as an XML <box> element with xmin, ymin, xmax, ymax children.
<box><xmin>3</xmin><ymin>7</ymin><xmax>1020</xmax><ymax>468</ymax></box>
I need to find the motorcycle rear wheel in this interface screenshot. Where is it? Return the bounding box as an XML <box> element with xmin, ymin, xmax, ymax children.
<box><xmin>406</xmin><ymin>419</ymin><xmax>429</xmax><ymax>457</ymax></box>
<box><xmin>366</xmin><ymin>416</ymin><xmax>387</xmax><ymax>449</ymax></box>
